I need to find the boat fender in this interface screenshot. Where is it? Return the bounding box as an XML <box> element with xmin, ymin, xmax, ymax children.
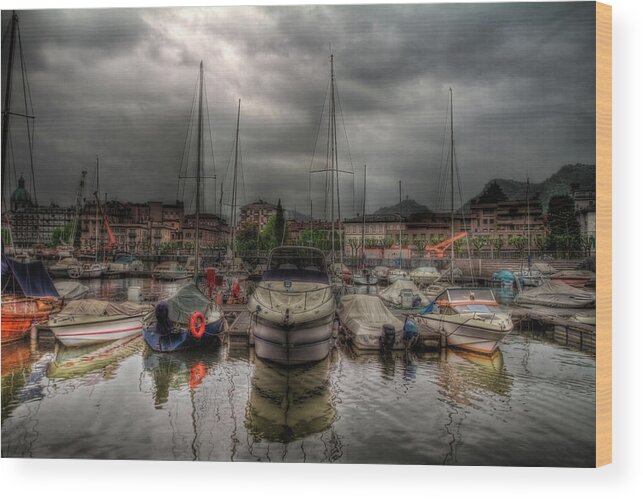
<box><xmin>403</xmin><ymin>318</ymin><xmax>419</xmax><ymax>341</ymax></box>
<box><xmin>190</xmin><ymin>311</ymin><xmax>206</xmax><ymax>339</ymax></box>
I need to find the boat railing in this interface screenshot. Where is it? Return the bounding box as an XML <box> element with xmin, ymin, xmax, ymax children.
<box><xmin>254</xmin><ymin>283</ymin><xmax>333</xmax><ymax>312</ymax></box>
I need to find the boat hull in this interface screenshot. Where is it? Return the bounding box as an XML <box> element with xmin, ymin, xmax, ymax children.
<box><xmin>1</xmin><ymin>297</ymin><xmax>60</xmax><ymax>344</ymax></box>
<box><xmin>49</xmin><ymin>315</ymin><xmax>145</xmax><ymax>347</ymax></box>
<box><xmin>252</xmin><ymin>314</ymin><xmax>334</xmax><ymax>366</ymax></box>
<box><xmin>419</xmin><ymin>315</ymin><xmax>512</xmax><ymax>355</ymax></box>
<box><xmin>143</xmin><ymin>317</ymin><xmax>225</xmax><ymax>353</ymax></box>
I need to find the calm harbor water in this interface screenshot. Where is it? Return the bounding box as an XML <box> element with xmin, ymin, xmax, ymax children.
<box><xmin>1</xmin><ymin>278</ymin><xmax>595</xmax><ymax>466</ymax></box>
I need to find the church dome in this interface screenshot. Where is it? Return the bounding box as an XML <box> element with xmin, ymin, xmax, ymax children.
<box><xmin>10</xmin><ymin>175</ymin><xmax>33</xmax><ymax>209</ymax></box>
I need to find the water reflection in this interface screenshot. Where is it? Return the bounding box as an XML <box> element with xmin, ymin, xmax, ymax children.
<box><xmin>47</xmin><ymin>336</ymin><xmax>143</xmax><ymax>382</ymax></box>
<box><xmin>246</xmin><ymin>356</ymin><xmax>336</xmax><ymax>443</ymax></box>
<box><xmin>1</xmin><ymin>341</ymin><xmax>34</xmax><ymax>421</ymax></box>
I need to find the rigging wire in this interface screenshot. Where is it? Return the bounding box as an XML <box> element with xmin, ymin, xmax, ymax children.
<box><xmin>176</xmin><ymin>73</ymin><xmax>200</xmax><ymax>203</ymax></box>
<box><xmin>333</xmin><ymin>78</ymin><xmax>356</xmax><ymax>216</ymax></box>
<box><xmin>203</xmin><ymin>79</ymin><xmax>217</xmax><ymax>214</ymax></box>
<box><xmin>17</xmin><ymin>23</ymin><xmax>37</xmax><ymax>205</ymax></box>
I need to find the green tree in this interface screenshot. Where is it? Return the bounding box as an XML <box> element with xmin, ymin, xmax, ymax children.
<box><xmin>1</xmin><ymin>227</ymin><xmax>12</xmax><ymax>245</ymax></box>
<box><xmin>236</xmin><ymin>222</ymin><xmax>261</xmax><ymax>253</ymax></box>
<box><xmin>472</xmin><ymin>235</ymin><xmax>488</xmax><ymax>254</ymax></box>
<box><xmin>274</xmin><ymin>199</ymin><xmax>286</xmax><ymax>246</ymax></box>
<box><xmin>547</xmin><ymin>195</ymin><xmax>581</xmax><ymax>257</ymax></box>
<box><xmin>508</xmin><ymin>235</ymin><xmax>528</xmax><ymax>254</ymax></box>
<box><xmin>51</xmin><ymin>223</ymin><xmax>73</xmax><ymax>247</ymax></box>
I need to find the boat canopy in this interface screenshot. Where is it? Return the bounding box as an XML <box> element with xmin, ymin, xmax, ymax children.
<box><xmin>54</xmin><ymin>280</ymin><xmax>90</xmax><ymax>300</ymax></box>
<box><xmin>337</xmin><ymin>295</ymin><xmax>403</xmax><ymax>335</ymax></box>
<box><xmin>379</xmin><ymin>278</ymin><xmax>429</xmax><ymax>307</ymax></box>
<box><xmin>1</xmin><ymin>255</ymin><xmax>59</xmax><ymax>298</ymax></box>
<box><xmin>163</xmin><ymin>283</ymin><xmax>211</xmax><ymax>324</ymax></box>
<box><xmin>516</xmin><ymin>280</ymin><xmax>595</xmax><ymax>308</ymax></box>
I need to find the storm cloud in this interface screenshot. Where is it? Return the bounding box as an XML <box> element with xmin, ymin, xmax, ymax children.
<box><xmin>1</xmin><ymin>3</ymin><xmax>596</xmax><ymax>219</ymax></box>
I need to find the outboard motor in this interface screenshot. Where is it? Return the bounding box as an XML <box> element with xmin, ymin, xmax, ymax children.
<box><xmin>155</xmin><ymin>301</ymin><xmax>173</xmax><ymax>337</ymax></box>
<box><xmin>380</xmin><ymin>323</ymin><xmax>397</xmax><ymax>351</ymax></box>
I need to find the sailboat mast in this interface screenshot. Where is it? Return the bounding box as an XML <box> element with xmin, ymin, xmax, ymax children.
<box><xmin>1</xmin><ymin>12</ymin><xmax>18</xmax><ymax>209</ymax></box>
<box><xmin>527</xmin><ymin>177</ymin><xmax>531</xmax><ymax>267</ymax></box>
<box><xmin>195</xmin><ymin>61</ymin><xmax>203</xmax><ymax>282</ymax></box>
<box><xmin>361</xmin><ymin>164</ymin><xmax>366</xmax><ymax>268</ymax></box>
<box><xmin>329</xmin><ymin>54</ymin><xmax>336</xmax><ymax>267</ymax></box>
<box><xmin>449</xmin><ymin>88</ymin><xmax>455</xmax><ymax>282</ymax></box>
<box><xmin>230</xmin><ymin>99</ymin><xmax>241</xmax><ymax>256</ymax></box>
<box><xmin>95</xmin><ymin>156</ymin><xmax>100</xmax><ymax>262</ymax></box>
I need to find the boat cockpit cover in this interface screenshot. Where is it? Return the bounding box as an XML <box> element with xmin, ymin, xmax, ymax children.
<box><xmin>164</xmin><ymin>283</ymin><xmax>211</xmax><ymax>324</ymax></box>
<box><xmin>60</xmin><ymin>299</ymin><xmax>151</xmax><ymax>316</ymax></box>
<box><xmin>379</xmin><ymin>279</ymin><xmax>428</xmax><ymax>306</ymax></box>
<box><xmin>338</xmin><ymin>295</ymin><xmax>403</xmax><ymax>332</ymax></box>
<box><xmin>1</xmin><ymin>255</ymin><xmax>59</xmax><ymax>298</ymax></box>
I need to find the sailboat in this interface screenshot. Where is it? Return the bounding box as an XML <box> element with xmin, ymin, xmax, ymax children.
<box><xmin>1</xmin><ymin>12</ymin><xmax>62</xmax><ymax>343</ymax></box>
<box><xmin>143</xmin><ymin>62</ymin><xmax>226</xmax><ymax>353</ymax></box>
<box><xmin>515</xmin><ymin>178</ymin><xmax>544</xmax><ymax>287</ymax></box>
<box><xmin>417</xmin><ymin>89</ymin><xmax>513</xmax><ymax>355</ymax></box>
<box><xmin>77</xmin><ymin>157</ymin><xmax>108</xmax><ymax>279</ymax></box>
<box><xmin>352</xmin><ymin>165</ymin><xmax>377</xmax><ymax>286</ymax></box>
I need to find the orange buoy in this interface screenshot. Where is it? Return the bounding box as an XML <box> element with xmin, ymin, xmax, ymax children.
<box><xmin>189</xmin><ymin>311</ymin><xmax>206</xmax><ymax>339</ymax></box>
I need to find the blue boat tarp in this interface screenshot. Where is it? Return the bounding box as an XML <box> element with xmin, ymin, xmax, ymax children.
<box><xmin>1</xmin><ymin>255</ymin><xmax>59</xmax><ymax>298</ymax></box>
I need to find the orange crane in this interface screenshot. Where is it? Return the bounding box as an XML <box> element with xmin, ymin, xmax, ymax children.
<box><xmin>424</xmin><ymin>232</ymin><xmax>467</xmax><ymax>258</ymax></box>
<box><xmin>94</xmin><ymin>191</ymin><xmax>117</xmax><ymax>252</ymax></box>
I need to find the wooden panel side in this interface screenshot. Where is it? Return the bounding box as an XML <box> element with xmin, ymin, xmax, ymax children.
<box><xmin>595</xmin><ymin>0</ymin><xmax>612</xmax><ymax>468</ymax></box>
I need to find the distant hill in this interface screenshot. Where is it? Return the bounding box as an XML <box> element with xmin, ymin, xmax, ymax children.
<box><xmin>467</xmin><ymin>163</ymin><xmax>595</xmax><ymax>212</ymax></box>
<box><xmin>374</xmin><ymin>198</ymin><xmax>432</xmax><ymax>217</ymax></box>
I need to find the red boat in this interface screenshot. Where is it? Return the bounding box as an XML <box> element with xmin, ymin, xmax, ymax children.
<box><xmin>2</xmin><ymin>256</ymin><xmax>61</xmax><ymax>344</ymax></box>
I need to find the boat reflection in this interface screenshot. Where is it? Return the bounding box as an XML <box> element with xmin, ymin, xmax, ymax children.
<box><xmin>436</xmin><ymin>349</ymin><xmax>512</xmax><ymax>407</ymax></box>
<box><xmin>47</xmin><ymin>336</ymin><xmax>143</xmax><ymax>381</ymax></box>
<box><xmin>142</xmin><ymin>349</ymin><xmax>213</xmax><ymax>408</ymax></box>
<box><xmin>1</xmin><ymin>341</ymin><xmax>35</xmax><ymax>421</ymax></box>
<box><xmin>245</xmin><ymin>356</ymin><xmax>336</xmax><ymax>443</ymax></box>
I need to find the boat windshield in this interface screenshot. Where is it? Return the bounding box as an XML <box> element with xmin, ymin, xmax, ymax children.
<box><xmin>268</xmin><ymin>246</ymin><xmax>327</xmax><ymax>273</ymax></box>
<box><xmin>452</xmin><ymin>304</ymin><xmax>500</xmax><ymax>314</ymax></box>
<box><xmin>446</xmin><ymin>289</ymin><xmax>496</xmax><ymax>303</ymax></box>
<box><xmin>114</xmin><ymin>255</ymin><xmax>134</xmax><ymax>263</ymax></box>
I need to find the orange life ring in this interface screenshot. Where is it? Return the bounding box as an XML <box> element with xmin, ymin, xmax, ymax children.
<box><xmin>189</xmin><ymin>311</ymin><xmax>206</xmax><ymax>339</ymax></box>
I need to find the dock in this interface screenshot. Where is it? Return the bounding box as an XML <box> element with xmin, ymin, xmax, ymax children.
<box><xmin>510</xmin><ymin>305</ymin><xmax>596</xmax><ymax>353</ymax></box>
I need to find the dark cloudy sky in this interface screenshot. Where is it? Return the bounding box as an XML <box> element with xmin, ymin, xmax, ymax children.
<box><xmin>1</xmin><ymin>2</ymin><xmax>596</xmax><ymax>219</ymax></box>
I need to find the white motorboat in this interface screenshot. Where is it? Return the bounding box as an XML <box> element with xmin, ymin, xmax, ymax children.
<box><xmin>105</xmin><ymin>253</ymin><xmax>144</xmax><ymax>277</ymax></box>
<box><xmin>48</xmin><ymin>299</ymin><xmax>152</xmax><ymax>347</ymax></box>
<box><xmin>337</xmin><ymin>294</ymin><xmax>407</xmax><ymax>350</ymax></box>
<box><xmin>379</xmin><ymin>278</ymin><xmax>429</xmax><ymax>309</ymax></box>
<box><xmin>247</xmin><ymin>246</ymin><xmax>336</xmax><ymax>366</ymax></box>
<box><xmin>352</xmin><ymin>268</ymin><xmax>378</xmax><ymax>286</ymax></box>
<box><xmin>418</xmin><ymin>288</ymin><xmax>513</xmax><ymax>355</ymax></box>
<box><xmin>49</xmin><ymin>257</ymin><xmax>82</xmax><ymax>278</ymax></box>
<box><xmin>387</xmin><ymin>268</ymin><xmax>409</xmax><ymax>283</ymax></box>
<box><xmin>372</xmin><ymin>266</ymin><xmax>390</xmax><ymax>283</ymax></box>
<box><xmin>152</xmin><ymin>261</ymin><xmax>189</xmax><ymax>280</ymax></box>
<box><xmin>76</xmin><ymin>262</ymin><xmax>103</xmax><ymax>279</ymax></box>
<box><xmin>409</xmin><ymin>266</ymin><xmax>441</xmax><ymax>286</ymax></box>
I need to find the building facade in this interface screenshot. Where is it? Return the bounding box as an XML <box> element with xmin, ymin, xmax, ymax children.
<box><xmin>239</xmin><ymin>200</ymin><xmax>277</xmax><ymax>231</ymax></box>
